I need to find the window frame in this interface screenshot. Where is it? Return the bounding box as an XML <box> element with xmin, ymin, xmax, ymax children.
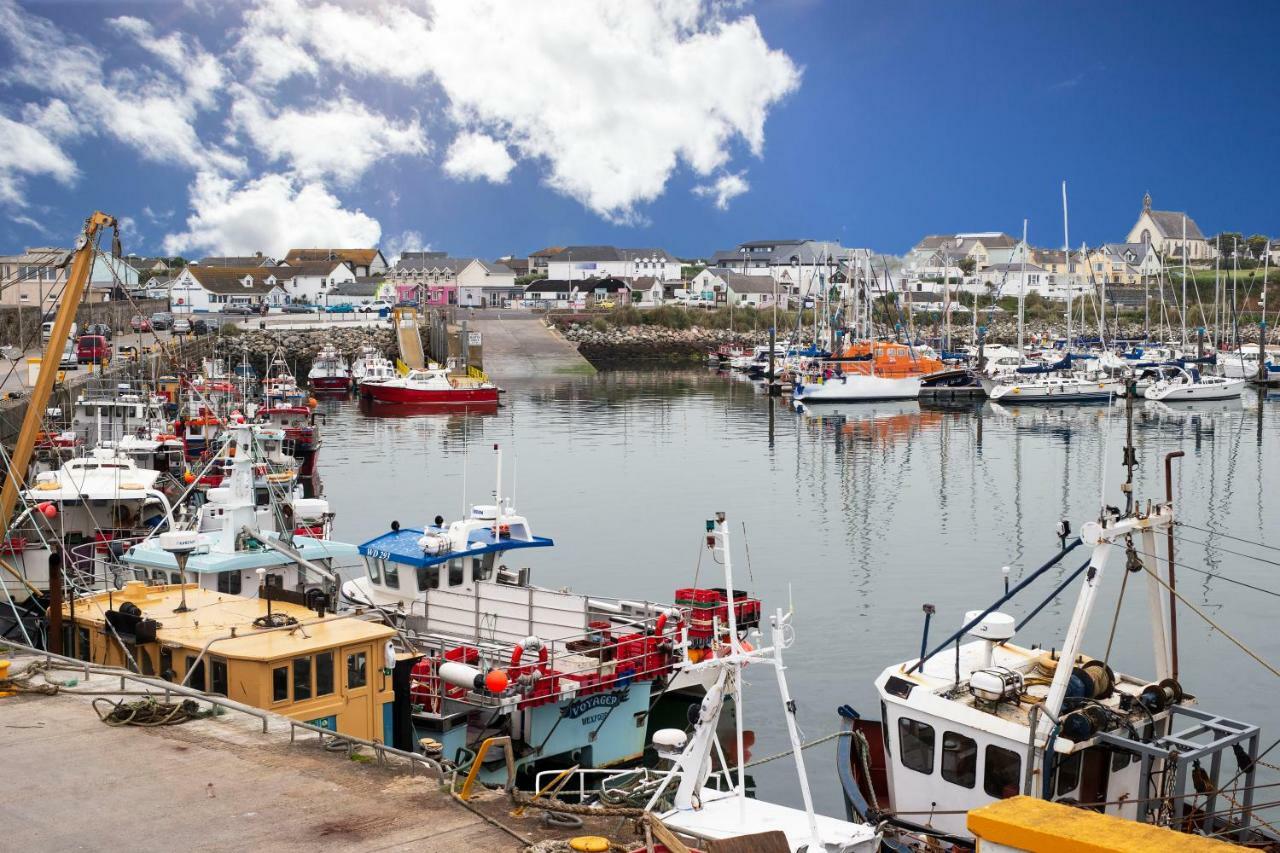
<box><xmin>941</xmin><ymin>730</ymin><xmax>977</xmax><ymax>789</ymax></box>
<box><xmin>983</xmin><ymin>744</ymin><xmax>1022</xmax><ymax>799</ymax></box>
<box><xmin>383</xmin><ymin>560</ymin><xmax>400</xmax><ymax>589</ymax></box>
<box><xmin>293</xmin><ymin>656</ymin><xmax>313</xmax><ymax>702</ymax></box>
<box><xmin>216</xmin><ymin>570</ymin><xmax>242</xmax><ymax>595</ymax></box>
<box><xmin>897</xmin><ymin>717</ymin><xmax>935</xmax><ymax>776</ymax></box>
<box><xmin>448</xmin><ymin>558</ymin><xmax>464</xmax><ymax>586</ymax></box>
<box><xmin>416</xmin><ymin>564</ymin><xmax>439</xmax><ymax>591</ymax></box>
<box><xmin>271</xmin><ymin>665</ymin><xmax>289</xmax><ymax>703</ymax></box>
<box><xmin>347</xmin><ymin>651</ymin><xmax>368</xmax><ymax>689</ymax></box>
<box><xmin>209</xmin><ymin>656</ymin><xmax>228</xmax><ymax>696</ymax></box>
<box><xmin>315</xmin><ymin>651</ymin><xmax>335</xmax><ymax>697</ymax></box>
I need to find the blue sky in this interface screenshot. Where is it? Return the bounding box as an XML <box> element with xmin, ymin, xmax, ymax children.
<box><xmin>0</xmin><ymin>1</ymin><xmax>1276</xmax><ymax>260</ymax></box>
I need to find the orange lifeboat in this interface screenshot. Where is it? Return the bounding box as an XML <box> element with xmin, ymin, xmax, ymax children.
<box><xmin>836</xmin><ymin>340</ymin><xmax>942</xmax><ymax>378</ymax></box>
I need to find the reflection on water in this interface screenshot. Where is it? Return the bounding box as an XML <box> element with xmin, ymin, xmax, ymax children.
<box><xmin>317</xmin><ymin>369</ymin><xmax>1280</xmax><ymax>814</ymax></box>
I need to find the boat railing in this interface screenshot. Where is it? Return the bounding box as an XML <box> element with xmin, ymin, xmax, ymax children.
<box><xmin>531</xmin><ymin>765</ymin><xmax>735</xmax><ymax>805</ymax></box>
<box><xmin>0</xmin><ymin>638</ymin><xmax>450</xmax><ymax>782</ymax></box>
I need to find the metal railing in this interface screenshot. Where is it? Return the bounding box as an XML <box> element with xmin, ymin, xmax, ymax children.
<box><xmin>0</xmin><ymin>638</ymin><xmax>450</xmax><ymax>782</ymax></box>
<box><xmin>532</xmin><ymin>765</ymin><xmax>734</xmax><ymax>804</ymax></box>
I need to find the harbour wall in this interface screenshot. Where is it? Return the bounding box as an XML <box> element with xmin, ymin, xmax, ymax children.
<box><xmin>214</xmin><ymin>325</ymin><xmax>398</xmax><ymax>377</ymax></box>
<box><xmin>0</xmin><ymin>299</ymin><xmax>171</xmax><ymax>347</ymax></box>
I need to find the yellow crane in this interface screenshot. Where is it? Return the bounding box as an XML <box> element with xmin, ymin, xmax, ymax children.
<box><xmin>0</xmin><ymin>211</ymin><xmax>118</xmax><ymax>651</ymax></box>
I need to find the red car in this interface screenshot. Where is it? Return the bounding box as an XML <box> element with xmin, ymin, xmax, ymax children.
<box><xmin>76</xmin><ymin>335</ymin><xmax>109</xmax><ymax>364</ymax></box>
<box><xmin>130</xmin><ymin>314</ymin><xmax>152</xmax><ymax>332</ymax></box>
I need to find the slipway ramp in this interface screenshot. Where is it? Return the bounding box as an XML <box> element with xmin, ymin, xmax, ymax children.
<box><xmin>394</xmin><ymin>308</ymin><xmax>425</xmax><ymax>369</ymax></box>
<box><xmin>468</xmin><ymin>310</ymin><xmax>594</xmax><ymax>378</ymax></box>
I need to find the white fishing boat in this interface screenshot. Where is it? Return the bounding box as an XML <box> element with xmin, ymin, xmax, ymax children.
<box><xmin>306</xmin><ymin>344</ymin><xmax>351</xmax><ymax>392</ymax></box>
<box><xmin>350</xmin><ymin>345</ymin><xmax>396</xmax><ymax>387</ymax></box>
<box><xmin>1143</xmin><ymin>365</ymin><xmax>1245</xmax><ymax>401</ymax></box>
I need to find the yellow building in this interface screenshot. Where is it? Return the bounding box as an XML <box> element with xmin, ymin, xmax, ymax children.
<box><xmin>64</xmin><ymin>581</ymin><xmax>396</xmax><ymax>742</ymax></box>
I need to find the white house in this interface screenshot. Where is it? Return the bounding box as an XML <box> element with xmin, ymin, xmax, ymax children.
<box><xmin>274</xmin><ymin>260</ymin><xmax>355</xmax><ymax>304</ymax></box>
<box><xmin>171</xmin><ymin>266</ymin><xmax>285</xmax><ymax>313</ymax></box>
<box><xmin>630</xmin><ymin>276</ymin><xmax>667</xmax><ymax>306</ymax></box>
<box><xmin>325</xmin><ymin>277</ymin><xmax>383</xmax><ymax>308</ymax></box>
<box><xmin>457</xmin><ymin>259</ymin><xmax>519</xmax><ymax>307</ymax></box>
<box><xmin>546</xmin><ymin>246</ymin><xmax>682</xmax><ymax>282</ymax></box>
<box><xmin>693</xmin><ymin>267</ymin><xmax>784</xmax><ymax>308</ymax></box>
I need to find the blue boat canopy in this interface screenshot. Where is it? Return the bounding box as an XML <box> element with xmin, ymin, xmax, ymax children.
<box><xmin>1016</xmin><ymin>354</ymin><xmax>1072</xmax><ymax>374</ymax></box>
<box><xmin>359</xmin><ymin>526</ymin><xmax>554</xmax><ymax>568</ymax></box>
<box><xmin>124</xmin><ymin>534</ymin><xmax>361</xmax><ymax>574</ymax></box>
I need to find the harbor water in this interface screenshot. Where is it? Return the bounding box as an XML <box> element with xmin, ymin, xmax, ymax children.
<box><xmin>317</xmin><ymin>369</ymin><xmax>1280</xmax><ymax>816</ymax></box>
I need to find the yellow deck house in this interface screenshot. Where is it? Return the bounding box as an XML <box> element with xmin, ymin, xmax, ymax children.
<box><xmin>64</xmin><ymin>581</ymin><xmax>397</xmax><ymax>742</ymax></box>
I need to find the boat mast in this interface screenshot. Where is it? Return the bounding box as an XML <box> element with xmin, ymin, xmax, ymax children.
<box><xmin>1062</xmin><ymin>182</ymin><xmax>1072</xmax><ymax>354</ymax></box>
<box><xmin>1017</xmin><ymin>219</ymin><xmax>1027</xmax><ymax>356</ymax></box>
<box><xmin>1181</xmin><ymin>215</ymin><xmax>1189</xmax><ymax>349</ymax></box>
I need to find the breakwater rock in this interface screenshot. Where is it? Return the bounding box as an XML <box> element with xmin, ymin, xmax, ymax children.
<box><xmin>558</xmin><ymin>323</ymin><xmax>771</xmax><ymax>364</ymax></box>
<box><xmin>223</xmin><ymin>325</ymin><xmax>398</xmax><ymax>373</ymax></box>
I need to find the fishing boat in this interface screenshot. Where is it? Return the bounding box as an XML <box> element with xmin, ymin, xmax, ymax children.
<box><xmin>1143</xmin><ymin>366</ymin><xmax>1245</xmax><ymax>402</ymax></box>
<box><xmin>307</xmin><ymin>345</ymin><xmax>351</xmax><ymax>393</ymax></box>
<box><xmin>341</xmin><ymin>448</ymin><xmax>763</xmax><ymax>783</ymax></box>
<box><xmin>835</xmin><ymin>465</ymin><xmax>1280</xmax><ymax>846</ymax></box>
<box><xmin>350</xmin><ymin>345</ymin><xmax>396</xmax><ymax>388</ymax></box>
<box><xmin>360</xmin><ymin>365</ymin><xmax>498</xmax><ymax>405</ymax></box>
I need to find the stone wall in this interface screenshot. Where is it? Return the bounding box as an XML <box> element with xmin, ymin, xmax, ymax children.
<box><xmin>560</xmin><ymin>323</ymin><xmax>770</xmax><ymax>365</ymax></box>
<box><xmin>223</xmin><ymin>325</ymin><xmax>399</xmax><ymax>376</ymax></box>
<box><xmin>0</xmin><ymin>299</ymin><xmax>171</xmax><ymax>348</ymax></box>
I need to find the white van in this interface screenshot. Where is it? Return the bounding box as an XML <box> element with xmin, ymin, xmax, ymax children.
<box><xmin>41</xmin><ymin>320</ymin><xmax>77</xmax><ymax>343</ymax></box>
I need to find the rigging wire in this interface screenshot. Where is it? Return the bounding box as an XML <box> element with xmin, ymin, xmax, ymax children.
<box><xmin>1174</xmin><ymin>520</ymin><xmax>1280</xmax><ymax>554</ymax></box>
<box><xmin>1102</xmin><ymin>541</ymin><xmax>1280</xmax><ymax>600</ymax></box>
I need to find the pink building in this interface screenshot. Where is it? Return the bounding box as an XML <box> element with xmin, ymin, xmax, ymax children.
<box><xmin>385</xmin><ymin>252</ymin><xmax>462</xmax><ymax>306</ymax></box>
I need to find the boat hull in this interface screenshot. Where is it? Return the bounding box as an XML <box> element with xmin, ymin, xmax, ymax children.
<box><xmin>988</xmin><ymin>379</ymin><xmax>1121</xmax><ymax>403</ymax></box>
<box><xmin>793</xmin><ymin>375</ymin><xmax>921</xmax><ymax>403</ymax></box>
<box><xmin>362</xmin><ymin>383</ymin><xmax>499</xmax><ymax>405</ymax></box>
<box><xmin>308</xmin><ymin>375</ymin><xmax>351</xmax><ymax>392</ymax></box>
<box><xmin>1144</xmin><ymin>378</ymin><xmax>1246</xmax><ymax>401</ymax></box>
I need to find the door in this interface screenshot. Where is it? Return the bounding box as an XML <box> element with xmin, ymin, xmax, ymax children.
<box><xmin>342</xmin><ymin>645</ymin><xmax>374</xmax><ymax>740</ymax></box>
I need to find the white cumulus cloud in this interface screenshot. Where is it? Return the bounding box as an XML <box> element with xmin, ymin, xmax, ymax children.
<box><xmin>0</xmin><ymin>114</ymin><xmax>78</xmax><ymax>205</ymax></box>
<box><xmin>443</xmin><ymin>133</ymin><xmax>515</xmax><ymax>184</ymax></box>
<box><xmin>382</xmin><ymin>229</ymin><xmax>427</xmax><ymax>264</ymax></box>
<box><xmin>229</xmin><ymin>91</ymin><xmax>429</xmax><ymax>186</ymax></box>
<box><xmin>163</xmin><ymin>171</ymin><xmax>381</xmax><ymax>257</ymax></box>
<box><xmin>694</xmin><ymin>172</ymin><xmax>749</xmax><ymax>211</ymax></box>
<box><xmin>235</xmin><ymin>0</ymin><xmax>799</xmax><ymax>221</ymax></box>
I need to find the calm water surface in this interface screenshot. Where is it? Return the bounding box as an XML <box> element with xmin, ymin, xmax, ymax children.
<box><xmin>317</xmin><ymin>370</ymin><xmax>1280</xmax><ymax>815</ymax></box>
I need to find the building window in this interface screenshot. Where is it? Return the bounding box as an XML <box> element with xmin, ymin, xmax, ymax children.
<box><xmin>347</xmin><ymin>651</ymin><xmax>367</xmax><ymax>689</ymax></box>
<box><xmin>209</xmin><ymin>656</ymin><xmax>228</xmax><ymax>696</ymax></box>
<box><xmin>898</xmin><ymin>717</ymin><xmax>935</xmax><ymax>775</ymax></box>
<box><xmin>294</xmin><ymin>656</ymin><xmax>312</xmax><ymax>701</ymax></box>
<box><xmin>315</xmin><ymin>651</ymin><xmax>334</xmax><ymax>696</ymax></box>
<box><xmin>216</xmin><ymin>570</ymin><xmax>241</xmax><ymax>594</ymax></box>
<box><xmin>272</xmin><ymin>666</ymin><xmax>288</xmax><ymax>702</ymax></box>
<box><xmin>984</xmin><ymin>745</ymin><xmax>1022</xmax><ymax>799</ymax></box>
<box><xmin>941</xmin><ymin>731</ymin><xmax>977</xmax><ymax>788</ymax></box>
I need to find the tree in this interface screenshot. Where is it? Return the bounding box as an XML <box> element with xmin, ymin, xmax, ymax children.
<box><xmin>1246</xmin><ymin>234</ymin><xmax>1269</xmax><ymax>260</ymax></box>
<box><xmin>958</xmin><ymin>257</ymin><xmax>977</xmax><ymax>276</ymax></box>
<box><xmin>1210</xmin><ymin>232</ymin><xmax>1245</xmax><ymax>256</ymax></box>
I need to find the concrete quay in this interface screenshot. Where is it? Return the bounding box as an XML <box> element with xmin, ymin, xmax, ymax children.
<box><xmin>0</xmin><ymin>653</ymin><xmax>612</xmax><ymax>852</ymax></box>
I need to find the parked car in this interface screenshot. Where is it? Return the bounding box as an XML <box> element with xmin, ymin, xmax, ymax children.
<box><xmin>171</xmin><ymin>317</ymin><xmax>191</xmax><ymax>334</ymax></box>
<box><xmin>222</xmin><ymin>304</ymin><xmax>255</xmax><ymax>316</ymax></box>
<box><xmin>59</xmin><ymin>342</ymin><xmax>78</xmax><ymax>370</ymax></box>
<box><xmin>150</xmin><ymin>312</ymin><xmax>174</xmax><ymax>331</ymax></box>
<box><xmin>42</xmin><ymin>320</ymin><xmax>77</xmax><ymax>342</ymax></box>
<box><xmin>191</xmin><ymin>319</ymin><xmax>211</xmax><ymax>335</ymax></box>
<box><xmin>83</xmin><ymin>322</ymin><xmax>112</xmax><ymax>341</ymax></box>
<box><xmin>359</xmin><ymin>300</ymin><xmax>394</xmax><ymax>314</ymax></box>
<box><xmin>130</xmin><ymin>314</ymin><xmax>152</xmax><ymax>332</ymax></box>
<box><xmin>282</xmin><ymin>303</ymin><xmax>316</xmax><ymax>314</ymax></box>
<box><xmin>325</xmin><ymin>303</ymin><xmax>354</xmax><ymax>313</ymax></box>
<box><xmin>76</xmin><ymin>335</ymin><xmax>109</xmax><ymax>364</ymax></box>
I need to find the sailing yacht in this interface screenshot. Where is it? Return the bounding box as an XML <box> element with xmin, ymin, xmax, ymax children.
<box><xmin>1143</xmin><ymin>365</ymin><xmax>1245</xmax><ymax>401</ymax></box>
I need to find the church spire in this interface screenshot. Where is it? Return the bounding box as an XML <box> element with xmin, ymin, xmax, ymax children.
<box><xmin>1143</xmin><ymin>191</ymin><xmax>1152</xmax><ymax>212</ymax></box>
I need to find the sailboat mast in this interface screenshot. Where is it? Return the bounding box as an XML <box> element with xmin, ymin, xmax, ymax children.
<box><xmin>1181</xmin><ymin>216</ymin><xmax>1189</xmax><ymax>348</ymax></box>
<box><xmin>1062</xmin><ymin>183</ymin><xmax>1072</xmax><ymax>353</ymax></box>
<box><xmin>1017</xmin><ymin>219</ymin><xmax>1027</xmax><ymax>355</ymax></box>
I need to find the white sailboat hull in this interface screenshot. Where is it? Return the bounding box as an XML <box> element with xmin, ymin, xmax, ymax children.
<box><xmin>1144</xmin><ymin>377</ymin><xmax>1246</xmax><ymax>401</ymax></box>
<box><xmin>793</xmin><ymin>374</ymin><xmax>921</xmax><ymax>402</ymax></box>
<box><xmin>987</xmin><ymin>376</ymin><xmax>1121</xmax><ymax>403</ymax></box>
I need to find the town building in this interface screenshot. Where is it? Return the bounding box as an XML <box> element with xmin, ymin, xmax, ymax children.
<box><xmin>384</xmin><ymin>253</ymin><xmax>462</xmax><ymax>306</ymax></box>
<box><xmin>272</xmin><ymin>260</ymin><xmax>356</xmax><ymax>305</ymax></box>
<box><xmin>198</xmin><ymin>253</ymin><xmax>277</xmax><ymax>267</ymax></box>
<box><xmin>903</xmin><ymin>233</ymin><xmax>1025</xmax><ymax>281</ymax></box>
<box><xmin>707</xmin><ymin>239</ymin><xmax>859</xmax><ymax>299</ymax></box>
<box><xmin>527</xmin><ymin>246</ymin><xmax>565</xmax><ymax>276</ymax></box>
<box><xmin>692</xmin><ymin>267</ymin><xmax>785</xmax><ymax>308</ymax></box>
<box><xmin>1125</xmin><ymin>193</ymin><xmax>1213</xmax><ymax>261</ymax></box>
<box><xmin>170</xmin><ymin>266</ymin><xmax>284</xmax><ymax>313</ymax></box>
<box><xmin>523</xmin><ymin>278</ymin><xmax>573</xmax><ymax>307</ymax></box>
<box><xmin>324</xmin><ymin>277</ymin><xmax>384</xmax><ymax>308</ymax></box>
<box><xmin>457</xmin><ymin>259</ymin><xmax>519</xmax><ymax>307</ymax></box>
<box><xmin>1084</xmin><ymin>242</ymin><xmax>1162</xmax><ymax>286</ymax></box>
<box><xmin>283</xmin><ymin>248</ymin><xmax>387</xmax><ymax>278</ymax></box>
<box><xmin>545</xmin><ymin>246</ymin><xmax>682</xmax><ymax>282</ymax></box>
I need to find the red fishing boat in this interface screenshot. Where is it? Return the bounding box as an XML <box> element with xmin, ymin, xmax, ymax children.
<box><xmin>360</xmin><ymin>366</ymin><xmax>499</xmax><ymax>405</ymax></box>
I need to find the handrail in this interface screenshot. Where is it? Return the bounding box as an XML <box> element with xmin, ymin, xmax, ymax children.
<box><xmin>0</xmin><ymin>637</ymin><xmax>450</xmax><ymax>781</ymax></box>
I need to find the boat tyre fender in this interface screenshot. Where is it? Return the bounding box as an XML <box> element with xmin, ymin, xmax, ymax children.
<box><xmin>544</xmin><ymin>812</ymin><xmax>584</xmax><ymax>830</ymax></box>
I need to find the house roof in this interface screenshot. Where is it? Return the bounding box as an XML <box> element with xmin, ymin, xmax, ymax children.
<box><xmin>470</xmin><ymin>259</ymin><xmax>514</xmax><ymax>275</ymax></box>
<box><xmin>499</xmin><ymin>258</ymin><xmax>530</xmax><ymax>274</ymax></box>
<box><xmin>1145</xmin><ymin>210</ymin><xmax>1205</xmax><ymax>241</ymax></box>
<box><xmin>704</xmin><ymin>267</ymin><xmax>775</xmax><ymax>293</ymax></box>
<box><xmin>1099</xmin><ymin>242</ymin><xmax>1154</xmax><ymax>263</ymax></box>
<box><xmin>524</xmin><ymin>278</ymin><xmax>571</xmax><ymax>294</ymax></box>
<box><xmin>529</xmin><ymin>246</ymin><xmax>565</xmax><ymax>259</ymax></box>
<box><xmin>548</xmin><ymin>245</ymin><xmax>679</xmax><ymax>263</ymax></box>
<box><xmin>984</xmin><ymin>262</ymin><xmax>1047</xmax><ymax>274</ymax></box>
<box><xmin>181</xmin><ymin>266</ymin><xmax>280</xmax><ymax>294</ymax></box>
<box><xmin>284</xmin><ymin>248</ymin><xmax>384</xmax><ymax>267</ymax></box>
<box><xmin>392</xmin><ymin>256</ymin><xmax>473</xmax><ymax>274</ymax></box>
<box><xmin>329</xmin><ymin>278</ymin><xmax>381</xmax><ymax>297</ymax></box>
<box><xmin>197</xmin><ymin>255</ymin><xmax>275</xmax><ymax>267</ymax></box>
<box><xmin>912</xmin><ymin>233</ymin><xmax>1019</xmax><ymax>254</ymax></box>
<box><xmin>268</xmin><ymin>260</ymin><xmax>351</xmax><ymax>279</ymax></box>
<box><xmin>709</xmin><ymin>239</ymin><xmax>850</xmax><ymax>267</ymax></box>
<box><xmin>0</xmin><ymin>246</ymin><xmax>71</xmax><ymax>266</ymax></box>
<box><xmin>575</xmin><ymin>276</ymin><xmax>630</xmax><ymax>292</ymax></box>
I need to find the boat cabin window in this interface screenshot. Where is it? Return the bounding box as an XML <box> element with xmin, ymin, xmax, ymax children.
<box><xmin>347</xmin><ymin>652</ymin><xmax>367</xmax><ymax>689</ymax></box>
<box><xmin>898</xmin><ymin>717</ymin><xmax>935</xmax><ymax>775</ymax></box>
<box><xmin>254</xmin><ymin>487</ymin><xmax>270</xmax><ymax>507</ymax></box>
<box><xmin>209</xmin><ymin>656</ymin><xmax>228</xmax><ymax>696</ymax></box>
<box><xmin>984</xmin><ymin>745</ymin><xmax>1021</xmax><ymax>799</ymax></box>
<box><xmin>383</xmin><ymin>561</ymin><xmax>400</xmax><ymax>589</ymax></box>
<box><xmin>293</xmin><ymin>657</ymin><xmax>312</xmax><ymax>701</ymax></box>
<box><xmin>316</xmin><ymin>651</ymin><xmax>334</xmax><ymax>696</ymax></box>
<box><xmin>138</xmin><ymin>648</ymin><xmax>155</xmax><ymax>676</ymax></box>
<box><xmin>185</xmin><ymin>655</ymin><xmax>205</xmax><ymax>691</ymax></box>
<box><xmin>170</xmin><ymin>572</ymin><xmax>181</xmax><ymax>585</ymax></box>
<box><xmin>160</xmin><ymin>648</ymin><xmax>174</xmax><ymax>681</ymax></box>
<box><xmin>1055</xmin><ymin>751</ymin><xmax>1082</xmax><ymax>798</ymax></box>
<box><xmin>416</xmin><ymin>565</ymin><xmax>439</xmax><ymax>591</ymax></box>
<box><xmin>216</xmin><ymin>570</ymin><xmax>242</xmax><ymax>595</ymax></box>
<box><xmin>448</xmin><ymin>559</ymin><xmax>464</xmax><ymax>586</ymax></box>
<box><xmin>880</xmin><ymin>701</ymin><xmax>891</xmax><ymax>757</ymax></box>
<box><xmin>366</xmin><ymin>558</ymin><xmax>381</xmax><ymax>584</ymax></box>
<box><xmin>1111</xmin><ymin>749</ymin><xmax>1133</xmax><ymax>772</ymax></box>
<box><xmin>472</xmin><ymin>557</ymin><xmax>490</xmax><ymax>582</ymax></box>
<box><xmin>76</xmin><ymin>626</ymin><xmax>91</xmax><ymax>662</ymax></box>
<box><xmin>272</xmin><ymin>666</ymin><xmax>288</xmax><ymax>702</ymax></box>
<box><xmin>941</xmin><ymin>731</ymin><xmax>977</xmax><ymax>788</ymax></box>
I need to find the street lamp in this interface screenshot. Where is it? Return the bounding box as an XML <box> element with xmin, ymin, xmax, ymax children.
<box><xmin>160</xmin><ymin>529</ymin><xmax>199</xmax><ymax>613</ymax></box>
